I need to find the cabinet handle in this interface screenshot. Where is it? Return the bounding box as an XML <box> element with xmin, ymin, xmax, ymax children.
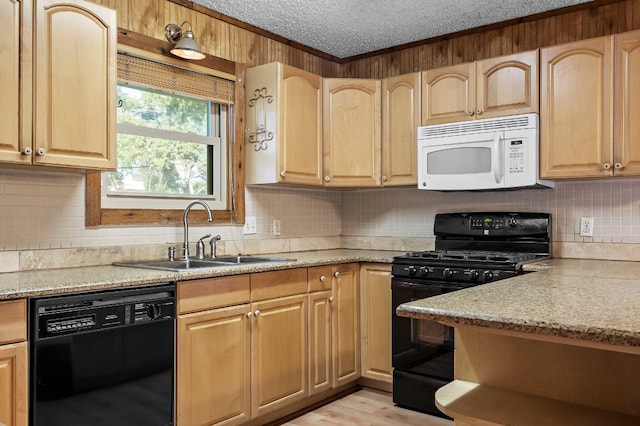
<box><xmin>36</xmin><ymin>147</ymin><xmax>45</xmax><ymax>156</ymax></box>
<box><xmin>334</xmin><ymin>271</ymin><xmax>340</xmax><ymax>278</ymax></box>
<box><xmin>280</xmin><ymin>171</ymin><xmax>286</xmax><ymax>177</ymax></box>
<box><xmin>328</xmin><ymin>296</ymin><xmax>334</xmax><ymax>303</ymax></box>
<box><xmin>381</xmin><ymin>175</ymin><xmax>388</xmax><ymax>182</ymax></box>
<box><xmin>603</xmin><ymin>163</ymin><xmax>611</xmax><ymax>170</ymax></box>
<box><xmin>319</xmin><ymin>275</ymin><xmax>326</xmax><ymax>282</ymax></box>
<box><xmin>324</xmin><ymin>176</ymin><xmax>330</xmax><ymax>182</ymax></box>
<box><xmin>476</xmin><ymin>108</ymin><xmax>483</xmax><ymax>115</ymax></box>
<box><xmin>246</xmin><ymin>312</ymin><xmax>253</xmax><ymax>318</ymax></box>
<box><xmin>22</xmin><ymin>147</ymin><xmax>32</xmax><ymax>155</ymax></box>
<box><xmin>467</xmin><ymin>110</ymin><xmax>474</xmax><ymax>116</ymax></box>
<box><xmin>254</xmin><ymin>310</ymin><xmax>261</xmax><ymax>316</ymax></box>
<box><xmin>615</xmin><ymin>162</ymin><xmax>623</xmax><ymax>170</ymax></box>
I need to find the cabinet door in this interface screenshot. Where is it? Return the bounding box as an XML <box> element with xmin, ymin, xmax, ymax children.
<box><xmin>360</xmin><ymin>263</ymin><xmax>392</xmax><ymax>384</ymax></box>
<box><xmin>177</xmin><ymin>304</ymin><xmax>251</xmax><ymax>426</ymax></box>
<box><xmin>280</xmin><ymin>65</ymin><xmax>324</xmax><ymax>185</ymax></box>
<box><xmin>382</xmin><ymin>73</ymin><xmax>420</xmax><ymax>186</ymax></box>
<box><xmin>477</xmin><ymin>50</ymin><xmax>539</xmax><ymax>119</ymax></box>
<box><xmin>308</xmin><ymin>290</ymin><xmax>333</xmax><ymax>396</ymax></box>
<box><xmin>0</xmin><ymin>342</ymin><xmax>28</xmax><ymax>426</ymax></box>
<box><xmin>323</xmin><ymin>78</ymin><xmax>381</xmax><ymax>187</ymax></box>
<box><xmin>0</xmin><ymin>0</ymin><xmax>29</xmax><ymax>165</ymax></box>
<box><xmin>251</xmin><ymin>294</ymin><xmax>307</xmax><ymax>418</ymax></box>
<box><xmin>33</xmin><ymin>0</ymin><xmax>116</xmax><ymax>169</ymax></box>
<box><xmin>540</xmin><ymin>36</ymin><xmax>614</xmax><ymax>179</ymax></box>
<box><xmin>614</xmin><ymin>30</ymin><xmax>640</xmax><ymax>176</ymax></box>
<box><xmin>332</xmin><ymin>263</ymin><xmax>360</xmax><ymax>387</ymax></box>
<box><xmin>422</xmin><ymin>62</ymin><xmax>475</xmax><ymax>125</ymax></box>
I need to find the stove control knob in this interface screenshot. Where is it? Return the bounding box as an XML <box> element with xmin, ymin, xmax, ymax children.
<box><xmin>408</xmin><ymin>266</ymin><xmax>417</xmax><ymax>276</ymax></box>
<box><xmin>443</xmin><ymin>268</ymin><xmax>453</xmax><ymax>279</ymax></box>
<box><xmin>419</xmin><ymin>267</ymin><xmax>429</xmax><ymax>277</ymax></box>
<box><xmin>508</xmin><ymin>217</ymin><xmax>519</xmax><ymax>227</ymax></box>
<box><xmin>483</xmin><ymin>271</ymin><xmax>494</xmax><ymax>281</ymax></box>
<box><xmin>469</xmin><ymin>270</ymin><xmax>479</xmax><ymax>281</ymax></box>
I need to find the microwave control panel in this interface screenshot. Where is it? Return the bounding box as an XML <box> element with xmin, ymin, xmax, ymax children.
<box><xmin>507</xmin><ymin>139</ymin><xmax>526</xmax><ymax>175</ymax></box>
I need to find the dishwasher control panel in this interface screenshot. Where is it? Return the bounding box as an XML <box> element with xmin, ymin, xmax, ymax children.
<box><xmin>31</xmin><ymin>283</ymin><xmax>176</xmax><ymax>339</ymax></box>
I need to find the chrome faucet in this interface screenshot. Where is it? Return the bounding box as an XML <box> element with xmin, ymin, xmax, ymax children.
<box><xmin>182</xmin><ymin>200</ymin><xmax>213</xmax><ymax>260</ymax></box>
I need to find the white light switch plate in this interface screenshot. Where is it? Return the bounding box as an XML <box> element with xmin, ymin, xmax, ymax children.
<box><xmin>272</xmin><ymin>219</ymin><xmax>281</xmax><ymax>236</ymax></box>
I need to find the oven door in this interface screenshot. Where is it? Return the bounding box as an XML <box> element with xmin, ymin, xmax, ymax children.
<box><xmin>417</xmin><ymin>131</ymin><xmax>506</xmax><ymax>191</ymax></box>
<box><xmin>392</xmin><ymin>278</ymin><xmax>466</xmax><ymax>379</ymax></box>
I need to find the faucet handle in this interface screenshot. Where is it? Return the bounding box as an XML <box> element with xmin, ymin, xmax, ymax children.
<box><xmin>210</xmin><ymin>235</ymin><xmax>222</xmax><ymax>258</ymax></box>
<box><xmin>195</xmin><ymin>234</ymin><xmax>211</xmax><ymax>259</ymax></box>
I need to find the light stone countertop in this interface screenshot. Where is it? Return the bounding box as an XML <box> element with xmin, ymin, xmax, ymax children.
<box><xmin>397</xmin><ymin>258</ymin><xmax>640</xmax><ymax>349</ymax></box>
<box><xmin>0</xmin><ymin>249</ymin><xmax>401</xmax><ymax>300</ymax></box>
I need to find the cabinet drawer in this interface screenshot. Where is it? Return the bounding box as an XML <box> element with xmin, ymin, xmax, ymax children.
<box><xmin>251</xmin><ymin>268</ymin><xmax>308</xmax><ymax>301</ymax></box>
<box><xmin>0</xmin><ymin>299</ymin><xmax>26</xmax><ymax>345</ymax></box>
<box><xmin>308</xmin><ymin>265</ymin><xmax>333</xmax><ymax>292</ymax></box>
<box><xmin>178</xmin><ymin>275</ymin><xmax>250</xmax><ymax>314</ymax></box>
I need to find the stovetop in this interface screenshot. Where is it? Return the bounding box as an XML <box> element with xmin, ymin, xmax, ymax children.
<box><xmin>403</xmin><ymin>250</ymin><xmax>541</xmax><ymax>264</ymax></box>
<box><xmin>391</xmin><ymin>212</ymin><xmax>551</xmax><ymax>285</ymax></box>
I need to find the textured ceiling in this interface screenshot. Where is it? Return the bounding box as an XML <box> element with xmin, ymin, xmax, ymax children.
<box><xmin>193</xmin><ymin>0</ymin><xmax>593</xmax><ymax>58</ymax></box>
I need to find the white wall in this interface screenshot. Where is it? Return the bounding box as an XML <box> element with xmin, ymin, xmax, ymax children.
<box><xmin>2</xmin><ymin>168</ymin><xmax>640</xmax><ymax>254</ymax></box>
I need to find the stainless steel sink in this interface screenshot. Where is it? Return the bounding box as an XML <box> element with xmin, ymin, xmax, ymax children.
<box><xmin>211</xmin><ymin>256</ymin><xmax>297</xmax><ymax>264</ymax></box>
<box><xmin>113</xmin><ymin>259</ymin><xmax>231</xmax><ymax>271</ymax></box>
<box><xmin>113</xmin><ymin>256</ymin><xmax>296</xmax><ymax>271</ymax></box>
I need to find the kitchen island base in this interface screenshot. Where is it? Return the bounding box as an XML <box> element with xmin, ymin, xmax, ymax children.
<box><xmin>436</xmin><ymin>325</ymin><xmax>640</xmax><ymax>425</ymax></box>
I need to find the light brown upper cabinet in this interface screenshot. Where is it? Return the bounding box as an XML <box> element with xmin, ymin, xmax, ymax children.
<box><xmin>382</xmin><ymin>73</ymin><xmax>420</xmax><ymax>186</ymax></box>
<box><xmin>0</xmin><ymin>0</ymin><xmax>116</xmax><ymax>170</ymax></box>
<box><xmin>245</xmin><ymin>62</ymin><xmax>323</xmax><ymax>185</ymax></box>
<box><xmin>540</xmin><ymin>36</ymin><xmax>614</xmax><ymax>179</ymax></box>
<box><xmin>323</xmin><ymin>78</ymin><xmax>382</xmax><ymax>187</ymax></box>
<box><xmin>422</xmin><ymin>50</ymin><xmax>539</xmax><ymax>125</ymax></box>
<box><xmin>613</xmin><ymin>29</ymin><xmax>640</xmax><ymax>177</ymax></box>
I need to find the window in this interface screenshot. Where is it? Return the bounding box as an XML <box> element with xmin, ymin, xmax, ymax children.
<box><xmin>85</xmin><ymin>37</ymin><xmax>244</xmax><ymax>227</ymax></box>
<box><xmin>102</xmin><ymin>84</ymin><xmax>227</xmax><ymax>210</ymax></box>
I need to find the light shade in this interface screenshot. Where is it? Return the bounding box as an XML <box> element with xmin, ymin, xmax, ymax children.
<box><xmin>165</xmin><ymin>22</ymin><xmax>205</xmax><ymax>61</ymax></box>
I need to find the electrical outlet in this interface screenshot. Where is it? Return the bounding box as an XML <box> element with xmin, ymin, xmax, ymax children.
<box><xmin>272</xmin><ymin>219</ymin><xmax>281</xmax><ymax>236</ymax></box>
<box><xmin>580</xmin><ymin>217</ymin><xmax>594</xmax><ymax>237</ymax></box>
<box><xmin>243</xmin><ymin>216</ymin><xmax>257</xmax><ymax>235</ymax></box>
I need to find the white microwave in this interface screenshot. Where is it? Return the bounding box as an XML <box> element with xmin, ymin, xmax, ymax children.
<box><xmin>417</xmin><ymin>113</ymin><xmax>554</xmax><ymax>191</ymax></box>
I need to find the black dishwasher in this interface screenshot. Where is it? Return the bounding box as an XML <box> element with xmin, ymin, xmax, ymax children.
<box><xmin>29</xmin><ymin>284</ymin><xmax>176</xmax><ymax>426</ymax></box>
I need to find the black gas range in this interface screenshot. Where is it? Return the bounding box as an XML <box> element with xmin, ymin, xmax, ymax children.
<box><xmin>391</xmin><ymin>212</ymin><xmax>551</xmax><ymax>418</ymax></box>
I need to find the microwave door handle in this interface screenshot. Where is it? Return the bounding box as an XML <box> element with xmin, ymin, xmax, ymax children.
<box><xmin>493</xmin><ymin>133</ymin><xmax>504</xmax><ymax>184</ymax></box>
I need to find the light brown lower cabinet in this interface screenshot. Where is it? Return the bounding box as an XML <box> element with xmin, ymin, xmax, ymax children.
<box><xmin>360</xmin><ymin>263</ymin><xmax>393</xmax><ymax>385</ymax></box>
<box><xmin>0</xmin><ymin>299</ymin><xmax>28</xmax><ymax>426</ymax></box>
<box><xmin>0</xmin><ymin>342</ymin><xmax>28</xmax><ymax>426</ymax></box>
<box><xmin>177</xmin><ymin>265</ymin><xmax>363</xmax><ymax>426</ymax></box>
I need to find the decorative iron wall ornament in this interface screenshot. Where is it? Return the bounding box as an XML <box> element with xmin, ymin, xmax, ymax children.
<box><xmin>247</xmin><ymin>87</ymin><xmax>274</xmax><ymax>151</ymax></box>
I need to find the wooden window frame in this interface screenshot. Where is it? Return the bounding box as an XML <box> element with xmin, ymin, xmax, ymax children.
<box><xmin>86</xmin><ymin>29</ymin><xmax>245</xmax><ymax>226</ymax></box>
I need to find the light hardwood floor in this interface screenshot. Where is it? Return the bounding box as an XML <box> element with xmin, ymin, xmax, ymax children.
<box><xmin>283</xmin><ymin>389</ymin><xmax>453</xmax><ymax>426</ymax></box>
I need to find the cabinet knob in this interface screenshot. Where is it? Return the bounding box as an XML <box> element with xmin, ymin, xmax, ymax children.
<box><xmin>476</xmin><ymin>108</ymin><xmax>483</xmax><ymax>115</ymax></box>
<box><xmin>467</xmin><ymin>110</ymin><xmax>474</xmax><ymax>116</ymax></box>
<box><xmin>615</xmin><ymin>162</ymin><xmax>623</xmax><ymax>170</ymax></box>
<box><xmin>22</xmin><ymin>147</ymin><xmax>32</xmax><ymax>155</ymax></box>
<box><xmin>381</xmin><ymin>175</ymin><xmax>388</xmax><ymax>182</ymax></box>
<box><xmin>328</xmin><ymin>296</ymin><xmax>334</xmax><ymax>303</ymax></box>
<box><xmin>246</xmin><ymin>312</ymin><xmax>253</xmax><ymax>318</ymax></box>
<box><xmin>603</xmin><ymin>163</ymin><xmax>611</xmax><ymax>170</ymax></box>
<box><xmin>36</xmin><ymin>147</ymin><xmax>45</xmax><ymax>156</ymax></box>
<box><xmin>324</xmin><ymin>176</ymin><xmax>330</xmax><ymax>182</ymax></box>
<box><xmin>280</xmin><ymin>171</ymin><xmax>286</xmax><ymax>177</ymax></box>
<box><xmin>334</xmin><ymin>271</ymin><xmax>340</xmax><ymax>278</ymax></box>
<box><xmin>319</xmin><ymin>275</ymin><xmax>326</xmax><ymax>282</ymax></box>
<box><xmin>254</xmin><ymin>310</ymin><xmax>261</xmax><ymax>316</ymax></box>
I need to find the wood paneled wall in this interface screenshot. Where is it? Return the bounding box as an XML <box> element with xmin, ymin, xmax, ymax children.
<box><xmin>91</xmin><ymin>0</ymin><xmax>640</xmax><ymax>78</ymax></box>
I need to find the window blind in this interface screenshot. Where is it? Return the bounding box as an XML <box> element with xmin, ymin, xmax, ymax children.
<box><xmin>117</xmin><ymin>53</ymin><xmax>235</xmax><ymax>104</ymax></box>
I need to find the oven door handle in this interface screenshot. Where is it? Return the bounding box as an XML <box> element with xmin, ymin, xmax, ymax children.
<box><xmin>392</xmin><ymin>279</ymin><xmax>466</xmax><ymax>293</ymax></box>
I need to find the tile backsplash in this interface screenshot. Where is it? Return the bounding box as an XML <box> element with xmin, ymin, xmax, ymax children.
<box><xmin>2</xmin><ymin>168</ymin><xmax>640</xmax><ymax>266</ymax></box>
